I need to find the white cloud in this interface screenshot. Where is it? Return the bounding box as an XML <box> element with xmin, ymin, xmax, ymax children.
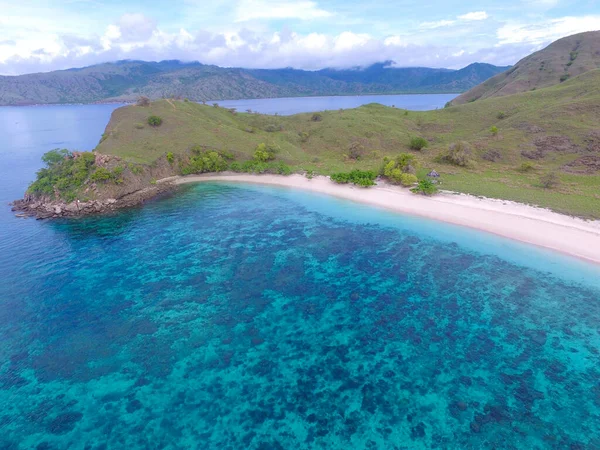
<box><xmin>117</xmin><ymin>13</ymin><xmax>157</xmax><ymax>42</ymax></box>
<box><xmin>419</xmin><ymin>20</ymin><xmax>456</xmax><ymax>30</ymax></box>
<box><xmin>234</xmin><ymin>0</ymin><xmax>332</xmax><ymax>22</ymax></box>
<box><xmin>420</xmin><ymin>11</ymin><xmax>488</xmax><ymax>30</ymax></box>
<box><xmin>497</xmin><ymin>15</ymin><xmax>600</xmax><ymax>44</ymax></box>
<box><xmin>458</xmin><ymin>11</ymin><xmax>488</xmax><ymax>21</ymax></box>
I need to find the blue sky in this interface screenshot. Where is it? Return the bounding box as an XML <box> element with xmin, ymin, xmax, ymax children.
<box><xmin>0</xmin><ymin>0</ymin><xmax>598</xmax><ymax>74</ymax></box>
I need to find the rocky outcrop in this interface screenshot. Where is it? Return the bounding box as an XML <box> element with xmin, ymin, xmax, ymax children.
<box><xmin>11</xmin><ymin>183</ymin><xmax>176</xmax><ymax>219</ymax></box>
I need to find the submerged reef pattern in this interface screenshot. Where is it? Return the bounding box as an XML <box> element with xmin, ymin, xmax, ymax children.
<box><xmin>0</xmin><ymin>183</ymin><xmax>599</xmax><ymax>449</ymax></box>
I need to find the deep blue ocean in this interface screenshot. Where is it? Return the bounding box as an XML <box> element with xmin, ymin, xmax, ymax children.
<box><xmin>1</xmin><ymin>103</ymin><xmax>600</xmax><ymax>450</ymax></box>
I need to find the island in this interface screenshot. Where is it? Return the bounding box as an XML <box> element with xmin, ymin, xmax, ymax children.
<box><xmin>11</xmin><ymin>31</ymin><xmax>600</xmax><ymax>263</ymax></box>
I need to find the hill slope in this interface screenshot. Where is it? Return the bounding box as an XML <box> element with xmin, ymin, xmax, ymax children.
<box><xmin>94</xmin><ymin>69</ymin><xmax>600</xmax><ymax>218</ymax></box>
<box><xmin>451</xmin><ymin>31</ymin><xmax>600</xmax><ymax>105</ymax></box>
<box><xmin>0</xmin><ymin>60</ymin><xmax>508</xmax><ymax>106</ymax></box>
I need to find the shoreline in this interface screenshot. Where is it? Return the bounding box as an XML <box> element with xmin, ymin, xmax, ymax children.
<box><xmin>174</xmin><ymin>173</ymin><xmax>600</xmax><ymax>266</ymax></box>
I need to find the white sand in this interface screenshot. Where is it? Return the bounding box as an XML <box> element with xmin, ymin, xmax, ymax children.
<box><xmin>171</xmin><ymin>173</ymin><xmax>600</xmax><ymax>265</ymax></box>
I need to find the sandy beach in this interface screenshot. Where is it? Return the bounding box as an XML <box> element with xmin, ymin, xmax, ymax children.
<box><xmin>172</xmin><ymin>173</ymin><xmax>600</xmax><ymax>265</ymax></box>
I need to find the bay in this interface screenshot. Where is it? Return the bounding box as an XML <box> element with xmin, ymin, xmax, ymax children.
<box><xmin>212</xmin><ymin>93</ymin><xmax>457</xmax><ymax>115</ymax></box>
<box><xmin>0</xmin><ymin>103</ymin><xmax>599</xmax><ymax>449</ymax></box>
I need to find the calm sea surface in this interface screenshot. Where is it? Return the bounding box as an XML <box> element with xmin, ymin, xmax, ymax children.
<box><xmin>212</xmin><ymin>93</ymin><xmax>457</xmax><ymax>115</ymax></box>
<box><xmin>0</xmin><ymin>104</ymin><xmax>599</xmax><ymax>449</ymax></box>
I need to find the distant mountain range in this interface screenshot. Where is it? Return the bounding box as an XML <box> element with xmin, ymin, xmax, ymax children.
<box><xmin>0</xmin><ymin>60</ymin><xmax>509</xmax><ymax>106</ymax></box>
<box><xmin>451</xmin><ymin>30</ymin><xmax>600</xmax><ymax>105</ymax></box>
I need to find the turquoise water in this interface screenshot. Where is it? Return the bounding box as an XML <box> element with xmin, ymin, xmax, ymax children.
<box><xmin>1</xmin><ymin>105</ymin><xmax>600</xmax><ymax>449</ymax></box>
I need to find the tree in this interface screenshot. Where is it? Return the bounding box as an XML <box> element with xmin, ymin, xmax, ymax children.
<box><xmin>147</xmin><ymin>115</ymin><xmax>163</xmax><ymax>127</ymax></box>
<box><xmin>490</xmin><ymin>126</ymin><xmax>498</xmax><ymax>137</ymax></box>
<box><xmin>136</xmin><ymin>96</ymin><xmax>150</xmax><ymax>107</ymax></box>
<box><xmin>41</xmin><ymin>149</ymin><xmax>71</xmax><ymax>167</ymax></box>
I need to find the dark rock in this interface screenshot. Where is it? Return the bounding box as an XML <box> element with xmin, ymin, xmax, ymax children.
<box><xmin>46</xmin><ymin>412</ymin><xmax>83</xmax><ymax>434</ymax></box>
<box><xmin>411</xmin><ymin>422</ymin><xmax>426</xmax><ymax>439</ymax></box>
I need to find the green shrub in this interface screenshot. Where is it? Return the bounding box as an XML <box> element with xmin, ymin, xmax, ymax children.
<box><xmin>253</xmin><ymin>143</ymin><xmax>279</xmax><ymax>162</ymax></box>
<box><xmin>147</xmin><ymin>115</ymin><xmax>163</xmax><ymax>127</ymax></box>
<box><xmin>90</xmin><ymin>167</ymin><xmax>112</xmax><ymax>182</ymax></box>
<box><xmin>560</xmin><ymin>74</ymin><xmax>570</xmax><ymax>83</ymax></box>
<box><xmin>347</xmin><ymin>142</ymin><xmax>364</xmax><ymax>160</ymax></box>
<box><xmin>129</xmin><ymin>164</ymin><xmax>143</xmax><ymax>175</ymax></box>
<box><xmin>496</xmin><ymin>112</ymin><xmax>506</xmax><ymax>120</ymax></box>
<box><xmin>230</xmin><ymin>159</ymin><xmax>292</xmax><ymax>175</ymax></box>
<box><xmin>519</xmin><ymin>162</ymin><xmax>536</xmax><ymax>172</ymax></box>
<box><xmin>311</xmin><ymin>113</ymin><xmax>323</xmax><ymax>122</ymax></box>
<box><xmin>330</xmin><ymin>170</ymin><xmax>376</xmax><ymax>187</ymax></box>
<box><xmin>490</xmin><ymin>126</ymin><xmax>498</xmax><ymax>136</ymax></box>
<box><xmin>436</xmin><ymin>142</ymin><xmax>474</xmax><ymax>167</ymax></box>
<box><xmin>398</xmin><ymin>173</ymin><xmax>418</xmax><ymax>186</ymax></box>
<box><xmin>412</xmin><ymin>179</ymin><xmax>438</xmax><ymax>196</ymax></box>
<box><xmin>136</xmin><ymin>96</ymin><xmax>150</xmax><ymax>107</ymax></box>
<box><xmin>166</xmin><ymin>152</ymin><xmax>174</xmax><ymax>164</ymax></box>
<box><xmin>299</xmin><ymin>131</ymin><xmax>309</xmax><ymax>143</ymax></box>
<box><xmin>264</xmin><ymin>124</ymin><xmax>282</xmax><ymax>133</ymax></box>
<box><xmin>180</xmin><ymin>150</ymin><xmax>228</xmax><ymax>175</ymax></box>
<box><xmin>382</xmin><ymin>153</ymin><xmax>418</xmax><ymax>183</ymax></box>
<box><xmin>540</xmin><ymin>172</ymin><xmax>560</xmax><ymax>188</ymax></box>
<box><xmin>409</xmin><ymin>136</ymin><xmax>428</xmax><ymax>151</ymax></box>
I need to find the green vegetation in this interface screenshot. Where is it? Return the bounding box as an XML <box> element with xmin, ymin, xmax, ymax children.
<box><xmin>229</xmin><ymin>160</ymin><xmax>292</xmax><ymax>175</ymax></box>
<box><xmin>94</xmin><ymin>69</ymin><xmax>600</xmax><ymax>218</ymax></box>
<box><xmin>412</xmin><ymin>179</ymin><xmax>439</xmax><ymax>196</ymax></box>
<box><xmin>435</xmin><ymin>142</ymin><xmax>474</xmax><ymax>167</ymax></box>
<box><xmin>382</xmin><ymin>153</ymin><xmax>418</xmax><ymax>185</ymax></box>
<box><xmin>540</xmin><ymin>172</ymin><xmax>560</xmax><ymax>189</ymax></box>
<box><xmin>519</xmin><ymin>162</ymin><xmax>536</xmax><ymax>172</ymax></box>
<box><xmin>253</xmin><ymin>143</ymin><xmax>278</xmax><ymax>162</ymax></box>
<box><xmin>28</xmin><ymin>149</ymin><xmax>96</xmax><ymax>201</ymax></box>
<box><xmin>490</xmin><ymin>126</ymin><xmax>498</xmax><ymax>137</ymax></box>
<box><xmin>148</xmin><ymin>115</ymin><xmax>163</xmax><ymax>127</ymax></box>
<box><xmin>166</xmin><ymin>151</ymin><xmax>175</xmax><ymax>164</ymax></box>
<box><xmin>452</xmin><ymin>31</ymin><xmax>600</xmax><ymax>105</ymax></box>
<box><xmin>330</xmin><ymin>170</ymin><xmax>377</xmax><ymax>187</ymax></box>
<box><xmin>179</xmin><ymin>149</ymin><xmax>230</xmax><ymax>175</ymax></box>
<box><xmin>409</xmin><ymin>136</ymin><xmax>429</xmax><ymax>151</ymax></box>
<box><xmin>90</xmin><ymin>166</ymin><xmax>124</xmax><ymax>184</ymax></box>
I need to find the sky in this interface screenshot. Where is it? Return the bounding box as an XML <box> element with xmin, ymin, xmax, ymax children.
<box><xmin>0</xmin><ymin>0</ymin><xmax>599</xmax><ymax>75</ymax></box>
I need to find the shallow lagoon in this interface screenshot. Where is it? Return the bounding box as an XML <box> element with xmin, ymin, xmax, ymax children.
<box><xmin>0</xmin><ymin>104</ymin><xmax>599</xmax><ymax>449</ymax></box>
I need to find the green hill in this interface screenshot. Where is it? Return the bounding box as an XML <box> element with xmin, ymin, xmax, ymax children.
<box><xmin>0</xmin><ymin>60</ymin><xmax>508</xmax><ymax>106</ymax></box>
<box><xmin>92</xmin><ymin>69</ymin><xmax>600</xmax><ymax>218</ymax></box>
<box><xmin>451</xmin><ymin>31</ymin><xmax>600</xmax><ymax>105</ymax></box>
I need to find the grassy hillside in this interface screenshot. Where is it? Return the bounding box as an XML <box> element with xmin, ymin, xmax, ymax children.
<box><xmin>96</xmin><ymin>70</ymin><xmax>600</xmax><ymax>218</ymax></box>
<box><xmin>452</xmin><ymin>31</ymin><xmax>600</xmax><ymax>105</ymax></box>
<box><xmin>0</xmin><ymin>60</ymin><xmax>507</xmax><ymax>106</ymax></box>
